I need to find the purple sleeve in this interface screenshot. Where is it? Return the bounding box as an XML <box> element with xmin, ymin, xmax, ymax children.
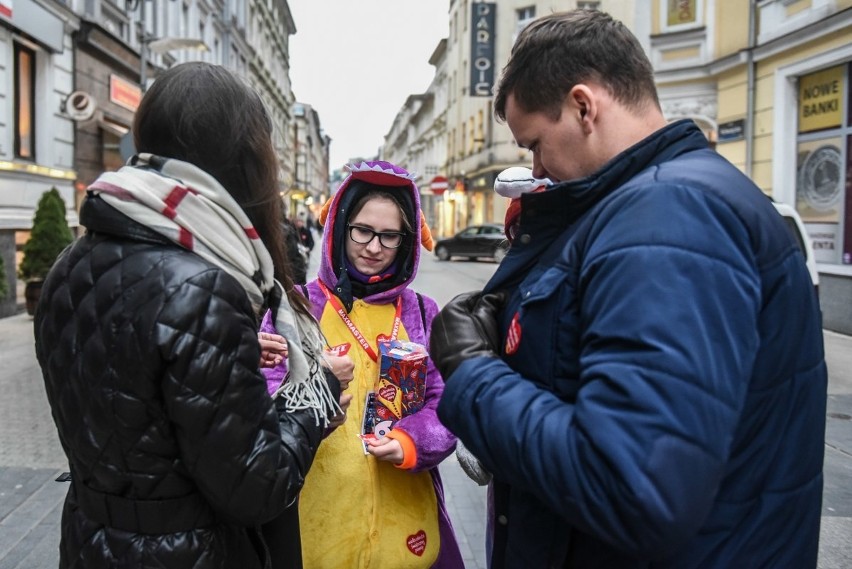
<box><xmin>260</xmin><ymin>309</ymin><xmax>289</xmax><ymax>396</ymax></box>
<box><xmin>394</xmin><ymin>292</ymin><xmax>457</xmax><ymax>472</ymax></box>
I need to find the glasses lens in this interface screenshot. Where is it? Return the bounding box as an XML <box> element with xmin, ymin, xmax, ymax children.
<box><xmin>379</xmin><ymin>233</ymin><xmax>403</xmax><ymax>248</ymax></box>
<box><xmin>349</xmin><ymin>225</ymin><xmax>374</xmax><ymax>244</ymax></box>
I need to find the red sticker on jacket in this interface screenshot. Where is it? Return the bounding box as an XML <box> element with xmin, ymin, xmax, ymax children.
<box><xmin>327</xmin><ymin>343</ymin><xmax>351</xmax><ymax>357</ymax></box>
<box><xmin>406</xmin><ymin>530</ymin><xmax>427</xmax><ymax>556</ymax></box>
<box><xmin>505</xmin><ymin>312</ymin><xmax>521</xmax><ymax>355</ymax></box>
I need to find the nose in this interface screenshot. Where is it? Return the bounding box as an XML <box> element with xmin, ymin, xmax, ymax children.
<box><xmin>365</xmin><ymin>236</ymin><xmax>383</xmax><ymax>254</ymax></box>
<box><xmin>531</xmin><ymin>154</ymin><xmax>550</xmax><ymax>181</ymax></box>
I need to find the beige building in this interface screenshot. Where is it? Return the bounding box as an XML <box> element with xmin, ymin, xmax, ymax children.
<box><xmin>382</xmin><ymin>1</ymin><xmax>639</xmax><ymax>239</ymax></box>
<box><xmin>383</xmin><ymin>0</ymin><xmax>851</xmax><ymax>332</ymax></box>
<box><xmin>652</xmin><ymin>0</ymin><xmax>852</xmax><ymax>333</ymax></box>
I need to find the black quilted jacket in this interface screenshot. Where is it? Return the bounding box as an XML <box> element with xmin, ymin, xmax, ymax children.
<box><xmin>34</xmin><ymin>196</ymin><xmax>329</xmax><ymax>568</ymax></box>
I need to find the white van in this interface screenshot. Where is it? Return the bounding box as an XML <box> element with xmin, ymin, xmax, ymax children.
<box><xmin>772</xmin><ymin>201</ymin><xmax>819</xmax><ymax>290</ymax></box>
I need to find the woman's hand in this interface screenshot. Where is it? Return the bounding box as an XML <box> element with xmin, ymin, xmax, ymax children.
<box><xmin>328</xmin><ymin>393</ymin><xmax>353</xmax><ymax>430</ymax></box>
<box><xmin>258</xmin><ymin>332</ymin><xmax>287</xmax><ymax>368</ymax></box>
<box><xmin>323</xmin><ymin>352</ymin><xmax>354</xmax><ymax>429</ymax></box>
<box><xmin>365</xmin><ymin>436</ymin><xmax>404</xmax><ymax>465</ymax></box>
<box><xmin>323</xmin><ymin>352</ymin><xmax>354</xmax><ymax>391</ymax></box>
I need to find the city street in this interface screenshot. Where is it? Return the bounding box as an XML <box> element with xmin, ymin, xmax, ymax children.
<box><xmin>0</xmin><ymin>247</ymin><xmax>849</xmax><ymax>568</ymax></box>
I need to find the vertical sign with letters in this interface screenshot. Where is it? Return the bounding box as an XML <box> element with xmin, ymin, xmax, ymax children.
<box><xmin>470</xmin><ymin>2</ymin><xmax>496</xmax><ymax>97</ymax></box>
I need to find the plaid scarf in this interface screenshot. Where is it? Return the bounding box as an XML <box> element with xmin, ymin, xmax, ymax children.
<box><xmin>89</xmin><ymin>153</ymin><xmax>338</xmax><ymax>426</ymax></box>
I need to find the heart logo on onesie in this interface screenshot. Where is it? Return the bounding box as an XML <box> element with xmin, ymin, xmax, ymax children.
<box><xmin>406</xmin><ymin>530</ymin><xmax>427</xmax><ymax>556</ymax></box>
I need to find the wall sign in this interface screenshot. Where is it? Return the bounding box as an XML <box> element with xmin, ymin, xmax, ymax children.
<box><xmin>717</xmin><ymin>119</ymin><xmax>745</xmax><ymax>143</ymax></box>
<box><xmin>470</xmin><ymin>3</ymin><xmax>496</xmax><ymax>97</ymax></box>
<box><xmin>798</xmin><ymin>65</ymin><xmax>843</xmax><ymax>133</ymax></box>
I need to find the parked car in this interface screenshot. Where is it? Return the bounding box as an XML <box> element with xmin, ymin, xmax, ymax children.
<box><xmin>434</xmin><ymin>223</ymin><xmax>509</xmax><ymax>263</ymax></box>
<box><xmin>772</xmin><ymin>200</ymin><xmax>819</xmax><ymax>291</ymax></box>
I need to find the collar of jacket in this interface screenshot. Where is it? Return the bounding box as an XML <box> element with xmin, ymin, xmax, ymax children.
<box><xmin>485</xmin><ymin>120</ymin><xmax>708</xmax><ymax>293</ymax></box>
<box><xmin>80</xmin><ymin>193</ymin><xmax>173</xmax><ymax>246</ymax></box>
<box><xmin>519</xmin><ymin>119</ymin><xmax>707</xmax><ymax>233</ymax></box>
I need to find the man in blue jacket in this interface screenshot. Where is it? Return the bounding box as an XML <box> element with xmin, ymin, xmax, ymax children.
<box><xmin>431</xmin><ymin>9</ymin><xmax>827</xmax><ymax>568</ymax></box>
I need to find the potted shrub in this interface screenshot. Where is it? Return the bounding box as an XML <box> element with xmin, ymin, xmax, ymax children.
<box><xmin>19</xmin><ymin>188</ymin><xmax>74</xmax><ymax>315</ymax></box>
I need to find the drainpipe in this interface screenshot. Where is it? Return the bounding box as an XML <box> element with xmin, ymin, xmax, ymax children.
<box><xmin>745</xmin><ymin>0</ymin><xmax>757</xmax><ymax>178</ymax></box>
<box><xmin>139</xmin><ymin>0</ymin><xmax>148</xmax><ymax>92</ymax></box>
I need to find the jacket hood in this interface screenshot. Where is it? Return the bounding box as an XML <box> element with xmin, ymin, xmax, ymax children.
<box><xmin>318</xmin><ymin>161</ymin><xmax>423</xmax><ymax>308</ymax></box>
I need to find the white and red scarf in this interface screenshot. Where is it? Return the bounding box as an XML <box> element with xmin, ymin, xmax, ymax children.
<box><xmin>89</xmin><ymin>153</ymin><xmax>338</xmax><ymax>425</ymax></box>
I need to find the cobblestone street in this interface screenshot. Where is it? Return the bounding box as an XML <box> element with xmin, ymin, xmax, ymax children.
<box><xmin>1</xmin><ymin>251</ymin><xmax>850</xmax><ymax>568</ymax></box>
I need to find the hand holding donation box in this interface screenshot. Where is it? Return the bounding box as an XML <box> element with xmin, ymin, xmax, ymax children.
<box><xmin>363</xmin><ymin>340</ymin><xmax>428</xmax><ymax>442</ymax></box>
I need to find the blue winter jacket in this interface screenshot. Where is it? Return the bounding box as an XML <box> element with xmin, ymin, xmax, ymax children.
<box><xmin>437</xmin><ymin>120</ymin><xmax>827</xmax><ymax>568</ymax></box>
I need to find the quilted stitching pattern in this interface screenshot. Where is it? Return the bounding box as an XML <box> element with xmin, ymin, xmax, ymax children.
<box><xmin>35</xmin><ymin>201</ymin><xmax>325</xmax><ymax>568</ymax></box>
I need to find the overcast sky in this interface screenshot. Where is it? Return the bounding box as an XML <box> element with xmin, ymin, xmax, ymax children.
<box><xmin>288</xmin><ymin>1</ymin><xmax>449</xmax><ymax>172</ymax></box>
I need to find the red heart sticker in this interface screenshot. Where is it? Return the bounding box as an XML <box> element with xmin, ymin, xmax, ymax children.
<box><xmin>378</xmin><ymin>385</ymin><xmax>397</xmax><ymax>401</ymax></box>
<box><xmin>406</xmin><ymin>530</ymin><xmax>427</xmax><ymax>556</ymax></box>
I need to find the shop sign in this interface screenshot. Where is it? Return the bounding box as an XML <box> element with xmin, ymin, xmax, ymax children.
<box><xmin>806</xmin><ymin>223</ymin><xmax>842</xmax><ymax>264</ymax></box>
<box><xmin>470</xmin><ymin>3</ymin><xmax>496</xmax><ymax>97</ymax></box>
<box><xmin>110</xmin><ymin>75</ymin><xmax>141</xmax><ymax>112</ymax></box>
<box><xmin>798</xmin><ymin>65</ymin><xmax>844</xmax><ymax>133</ymax></box>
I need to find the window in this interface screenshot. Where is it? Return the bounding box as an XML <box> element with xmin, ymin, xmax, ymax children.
<box><xmin>660</xmin><ymin>0</ymin><xmax>704</xmax><ymax>32</ymax></box>
<box><xmin>14</xmin><ymin>42</ymin><xmax>36</xmax><ymax>161</ymax></box>
<box><xmin>181</xmin><ymin>2</ymin><xmax>189</xmax><ymax>38</ymax></box>
<box><xmin>475</xmin><ymin>109</ymin><xmax>485</xmax><ymax>148</ymax></box>
<box><xmin>577</xmin><ymin>1</ymin><xmax>600</xmax><ymax>10</ymax></box>
<box><xmin>794</xmin><ymin>63</ymin><xmax>850</xmax><ymax>265</ymax></box>
<box><xmin>515</xmin><ymin>6</ymin><xmax>536</xmax><ymax>40</ymax></box>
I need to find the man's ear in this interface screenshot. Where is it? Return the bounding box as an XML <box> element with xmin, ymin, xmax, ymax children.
<box><xmin>567</xmin><ymin>84</ymin><xmax>597</xmax><ymax>133</ymax></box>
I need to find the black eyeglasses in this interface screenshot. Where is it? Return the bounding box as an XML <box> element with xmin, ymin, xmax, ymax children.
<box><xmin>347</xmin><ymin>224</ymin><xmax>405</xmax><ymax>249</ymax></box>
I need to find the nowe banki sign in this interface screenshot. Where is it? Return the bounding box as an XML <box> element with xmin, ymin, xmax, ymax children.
<box><xmin>470</xmin><ymin>3</ymin><xmax>496</xmax><ymax>97</ymax></box>
<box><xmin>798</xmin><ymin>65</ymin><xmax>844</xmax><ymax>133</ymax></box>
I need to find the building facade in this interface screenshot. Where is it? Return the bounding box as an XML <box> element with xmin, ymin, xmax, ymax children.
<box><xmin>290</xmin><ymin>101</ymin><xmax>330</xmax><ymax>222</ymax></box>
<box><xmin>383</xmin><ymin>0</ymin><xmax>852</xmax><ymax>332</ymax></box>
<box><xmin>0</xmin><ymin>0</ymin><xmax>79</xmax><ymax>317</ymax></box>
<box><xmin>652</xmin><ymin>0</ymin><xmax>852</xmax><ymax>333</ymax></box>
<box><xmin>0</xmin><ymin>0</ymin><xmax>328</xmax><ymax>313</ymax></box>
<box><xmin>382</xmin><ymin>1</ymin><xmax>638</xmax><ymax>240</ymax></box>
<box><xmin>382</xmin><ymin>38</ymin><xmax>449</xmax><ymax>232</ymax></box>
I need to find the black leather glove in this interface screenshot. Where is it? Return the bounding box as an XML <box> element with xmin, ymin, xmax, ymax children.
<box><xmin>430</xmin><ymin>290</ymin><xmax>506</xmax><ymax>380</ymax></box>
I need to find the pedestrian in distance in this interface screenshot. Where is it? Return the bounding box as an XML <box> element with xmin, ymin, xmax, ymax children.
<box><xmin>295</xmin><ymin>217</ymin><xmax>315</xmax><ymax>253</ymax></box>
<box><xmin>260</xmin><ymin>160</ymin><xmax>464</xmax><ymax>568</ymax></box>
<box><xmin>431</xmin><ymin>9</ymin><xmax>827</xmax><ymax>569</ymax></box>
<box><xmin>283</xmin><ymin>214</ymin><xmax>309</xmax><ymax>284</ymax></box>
<box><xmin>33</xmin><ymin>61</ymin><xmax>348</xmax><ymax>569</ymax></box>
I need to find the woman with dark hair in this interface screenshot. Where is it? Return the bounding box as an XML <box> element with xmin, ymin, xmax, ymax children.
<box><xmin>33</xmin><ymin>62</ymin><xmax>348</xmax><ymax>569</ymax></box>
<box><xmin>260</xmin><ymin>161</ymin><xmax>463</xmax><ymax>568</ymax></box>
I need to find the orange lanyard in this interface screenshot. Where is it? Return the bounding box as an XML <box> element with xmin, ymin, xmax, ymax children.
<box><xmin>318</xmin><ymin>281</ymin><xmax>402</xmax><ymax>362</ymax></box>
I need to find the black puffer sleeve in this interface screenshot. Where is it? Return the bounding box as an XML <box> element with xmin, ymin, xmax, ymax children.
<box><xmin>155</xmin><ymin>267</ymin><xmax>325</xmax><ymax>525</ymax></box>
